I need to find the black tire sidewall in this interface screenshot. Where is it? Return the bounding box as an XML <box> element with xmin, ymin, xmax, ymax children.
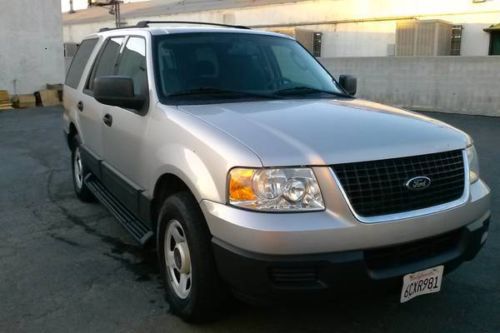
<box><xmin>70</xmin><ymin>135</ymin><xmax>94</xmax><ymax>202</ymax></box>
<box><xmin>157</xmin><ymin>192</ymin><xmax>227</xmax><ymax>322</ymax></box>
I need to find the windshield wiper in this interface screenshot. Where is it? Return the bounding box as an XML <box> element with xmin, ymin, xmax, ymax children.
<box><xmin>274</xmin><ymin>86</ymin><xmax>346</xmax><ymax>97</ymax></box>
<box><xmin>168</xmin><ymin>87</ymin><xmax>276</xmax><ymax>99</ymax></box>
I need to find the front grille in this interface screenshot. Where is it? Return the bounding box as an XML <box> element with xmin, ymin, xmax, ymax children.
<box><xmin>365</xmin><ymin>229</ymin><xmax>462</xmax><ymax>270</ymax></box>
<box><xmin>331</xmin><ymin>150</ymin><xmax>465</xmax><ymax>217</ymax></box>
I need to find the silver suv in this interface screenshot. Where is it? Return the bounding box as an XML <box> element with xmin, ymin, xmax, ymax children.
<box><xmin>63</xmin><ymin>21</ymin><xmax>491</xmax><ymax>322</ymax></box>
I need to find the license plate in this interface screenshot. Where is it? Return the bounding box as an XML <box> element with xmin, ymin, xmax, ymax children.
<box><xmin>400</xmin><ymin>265</ymin><xmax>444</xmax><ymax>303</ymax></box>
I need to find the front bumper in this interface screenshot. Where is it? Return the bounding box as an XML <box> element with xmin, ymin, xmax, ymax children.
<box><xmin>201</xmin><ymin>177</ymin><xmax>491</xmax><ymax>255</ymax></box>
<box><xmin>212</xmin><ymin>217</ymin><xmax>490</xmax><ymax>303</ymax></box>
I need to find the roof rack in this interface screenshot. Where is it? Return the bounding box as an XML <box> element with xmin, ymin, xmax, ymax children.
<box><xmin>136</xmin><ymin>20</ymin><xmax>251</xmax><ymax>30</ymax></box>
<box><xmin>98</xmin><ymin>26</ymin><xmax>133</xmax><ymax>32</ymax></box>
<box><xmin>98</xmin><ymin>21</ymin><xmax>251</xmax><ymax>33</ymax></box>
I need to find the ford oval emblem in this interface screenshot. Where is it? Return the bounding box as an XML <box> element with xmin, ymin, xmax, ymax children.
<box><xmin>405</xmin><ymin>176</ymin><xmax>431</xmax><ymax>191</ymax></box>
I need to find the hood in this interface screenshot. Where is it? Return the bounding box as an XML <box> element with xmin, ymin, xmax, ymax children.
<box><xmin>178</xmin><ymin>99</ymin><xmax>470</xmax><ymax>166</ymax></box>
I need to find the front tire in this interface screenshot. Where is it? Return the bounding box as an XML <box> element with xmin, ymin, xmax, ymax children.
<box><xmin>157</xmin><ymin>192</ymin><xmax>229</xmax><ymax>322</ymax></box>
<box><xmin>71</xmin><ymin>135</ymin><xmax>94</xmax><ymax>202</ymax></box>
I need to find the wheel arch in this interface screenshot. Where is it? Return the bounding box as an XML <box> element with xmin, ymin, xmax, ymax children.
<box><xmin>151</xmin><ymin>173</ymin><xmax>201</xmax><ymax>234</ymax></box>
<box><xmin>67</xmin><ymin>122</ymin><xmax>79</xmax><ymax>151</ymax></box>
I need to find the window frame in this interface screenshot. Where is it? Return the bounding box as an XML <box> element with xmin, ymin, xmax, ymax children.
<box><xmin>83</xmin><ymin>34</ymin><xmax>150</xmax><ymax>115</ymax></box>
<box><xmin>83</xmin><ymin>35</ymin><xmax>126</xmax><ymax>96</ymax></box>
<box><xmin>116</xmin><ymin>36</ymin><xmax>149</xmax><ymax>99</ymax></box>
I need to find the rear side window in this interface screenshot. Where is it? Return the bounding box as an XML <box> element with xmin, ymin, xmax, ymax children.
<box><xmin>87</xmin><ymin>37</ymin><xmax>124</xmax><ymax>91</ymax></box>
<box><xmin>116</xmin><ymin>37</ymin><xmax>147</xmax><ymax>95</ymax></box>
<box><xmin>65</xmin><ymin>38</ymin><xmax>98</xmax><ymax>89</ymax></box>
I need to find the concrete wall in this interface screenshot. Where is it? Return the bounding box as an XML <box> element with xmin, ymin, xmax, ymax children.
<box><xmin>320</xmin><ymin>56</ymin><xmax>500</xmax><ymax>116</ymax></box>
<box><xmin>0</xmin><ymin>0</ymin><xmax>65</xmax><ymax>95</ymax></box>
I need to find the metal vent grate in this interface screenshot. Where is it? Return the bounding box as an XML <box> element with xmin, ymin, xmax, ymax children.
<box><xmin>332</xmin><ymin>150</ymin><xmax>465</xmax><ymax>217</ymax></box>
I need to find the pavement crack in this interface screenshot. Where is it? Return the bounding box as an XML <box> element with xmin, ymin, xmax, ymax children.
<box><xmin>48</xmin><ymin>233</ymin><xmax>82</xmax><ymax>248</ymax></box>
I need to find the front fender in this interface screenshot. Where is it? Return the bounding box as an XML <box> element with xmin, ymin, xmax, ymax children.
<box><xmin>151</xmin><ymin>145</ymin><xmax>221</xmax><ymax>203</ymax></box>
<box><xmin>145</xmin><ymin>104</ymin><xmax>263</xmax><ymax>204</ymax></box>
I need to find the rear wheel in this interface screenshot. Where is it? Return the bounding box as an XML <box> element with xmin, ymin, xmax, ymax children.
<box><xmin>157</xmin><ymin>192</ymin><xmax>229</xmax><ymax>322</ymax></box>
<box><xmin>71</xmin><ymin>135</ymin><xmax>94</xmax><ymax>202</ymax></box>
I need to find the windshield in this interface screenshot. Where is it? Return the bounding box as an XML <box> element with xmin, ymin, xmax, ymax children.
<box><xmin>153</xmin><ymin>33</ymin><xmax>346</xmax><ymax>103</ymax></box>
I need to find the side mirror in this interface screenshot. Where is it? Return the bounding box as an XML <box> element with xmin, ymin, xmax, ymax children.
<box><xmin>94</xmin><ymin>76</ymin><xmax>146</xmax><ymax>110</ymax></box>
<box><xmin>339</xmin><ymin>75</ymin><xmax>357</xmax><ymax>96</ymax></box>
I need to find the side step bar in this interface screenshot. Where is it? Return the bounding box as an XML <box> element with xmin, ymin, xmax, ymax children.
<box><xmin>85</xmin><ymin>175</ymin><xmax>153</xmax><ymax>246</ymax></box>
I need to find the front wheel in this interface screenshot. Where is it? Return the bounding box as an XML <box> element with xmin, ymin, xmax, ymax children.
<box><xmin>71</xmin><ymin>136</ymin><xmax>94</xmax><ymax>202</ymax></box>
<box><xmin>157</xmin><ymin>192</ymin><xmax>229</xmax><ymax>322</ymax></box>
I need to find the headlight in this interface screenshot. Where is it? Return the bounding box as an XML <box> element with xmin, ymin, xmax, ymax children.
<box><xmin>228</xmin><ymin>168</ymin><xmax>325</xmax><ymax>212</ymax></box>
<box><xmin>466</xmin><ymin>146</ymin><xmax>480</xmax><ymax>183</ymax></box>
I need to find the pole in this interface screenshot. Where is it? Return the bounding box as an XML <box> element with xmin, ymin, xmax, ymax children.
<box><xmin>69</xmin><ymin>0</ymin><xmax>75</xmax><ymax>13</ymax></box>
<box><xmin>115</xmin><ymin>1</ymin><xmax>121</xmax><ymax>28</ymax></box>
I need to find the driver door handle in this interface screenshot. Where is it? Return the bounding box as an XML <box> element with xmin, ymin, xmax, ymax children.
<box><xmin>103</xmin><ymin>114</ymin><xmax>113</xmax><ymax>127</ymax></box>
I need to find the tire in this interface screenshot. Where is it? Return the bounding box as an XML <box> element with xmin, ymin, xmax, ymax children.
<box><xmin>71</xmin><ymin>135</ymin><xmax>95</xmax><ymax>202</ymax></box>
<box><xmin>157</xmin><ymin>192</ymin><xmax>229</xmax><ymax>323</ymax></box>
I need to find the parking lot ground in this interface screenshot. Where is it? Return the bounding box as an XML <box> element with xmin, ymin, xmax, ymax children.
<box><xmin>0</xmin><ymin>107</ymin><xmax>498</xmax><ymax>333</ymax></box>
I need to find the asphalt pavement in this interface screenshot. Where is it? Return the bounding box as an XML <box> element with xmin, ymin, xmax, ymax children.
<box><xmin>0</xmin><ymin>107</ymin><xmax>498</xmax><ymax>333</ymax></box>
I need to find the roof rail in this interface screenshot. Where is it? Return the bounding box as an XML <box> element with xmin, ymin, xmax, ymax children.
<box><xmin>98</xmin><ymin>26</ymin><xmax>134</xmax><ymax>32</ymax></box>
<box><xmin>136</xmin><ymin>20</ymin><xmax>251</xmax><ymax>30</ymax></box>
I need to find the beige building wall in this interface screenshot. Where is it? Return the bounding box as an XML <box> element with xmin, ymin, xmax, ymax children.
<box><xmin>63</xmin><ymin>0</ymin><xmax>500</xmax><ymax>57</ymax></box>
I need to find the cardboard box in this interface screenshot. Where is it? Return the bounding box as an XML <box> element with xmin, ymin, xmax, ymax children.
<box><xmin>12</xmin><ymin>94</ymin><xmax>37</xmax><ymax>109</ymax></box>
<box><xmin>36</xmin><ymin>89</ymin><xmax>61</xmax><ymax>107</ymax></box>
<box><xmin>0</xmin><ymin>90</ymin><xmax>12</xmax><ymax>110</ymax></box>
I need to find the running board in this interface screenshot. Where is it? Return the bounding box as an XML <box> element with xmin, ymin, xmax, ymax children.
<box><xmin>85</xmin><ymin>175</ymin><xmax>153</xmax><ymax>246</ymax></box>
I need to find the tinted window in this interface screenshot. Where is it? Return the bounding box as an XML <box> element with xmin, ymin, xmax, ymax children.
<box><xmin>65</xmin><ymin>38</ymin><xmax>98</xmax><ymax>89</ymax></box>
<box><xmin>88</xmin><ymin>37</ymin><xmax>124</xmax><ymax>91</ymax></box>
<box><xmin>153</xmin><ymin>33</ymin><xmax>343</xmax><ymax>103</ymax></box>
<box><xmin>116</xmin><ymin>37</ymin><xmax>147</xmax><ymax>95</ymax></box>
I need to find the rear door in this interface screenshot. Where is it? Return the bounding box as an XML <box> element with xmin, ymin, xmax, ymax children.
<box><xmin>64</xmin><ymin>38</ymin><xmax>99</xmax><ymax>150</ymax></box>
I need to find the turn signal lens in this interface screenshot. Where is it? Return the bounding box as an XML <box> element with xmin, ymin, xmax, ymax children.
<box><xmin>466</xmin><ymin>146</ymin><xmax>480</xmax><ymax>184</ymax></box>
<box><xmin>229</xmin><ymin>168</ymin><xmax>257</xmax><ymax>201</ymax></box>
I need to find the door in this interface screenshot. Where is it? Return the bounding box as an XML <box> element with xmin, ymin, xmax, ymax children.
<box><xmin>64</xmin><ymin>38</ymin><xmax>100</xmax><ymax>154</ymax></box>
<box><xmin>80</xmin><ymin>36</ymin><xmax>125</xmax><ymax>159</ymax></box>
<box><xmin>101</xmin><ymin>36</ymin><xmax>150</xmax><ymax>205</ymax></box>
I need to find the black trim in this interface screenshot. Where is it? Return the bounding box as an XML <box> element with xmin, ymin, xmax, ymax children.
<box><xmin>212</xmin><ymin>219</ymin><xmax>490</xmax><ymax>304</ymax></box>
<box><xmin>85</xmin><ymin>174</ymin><xmax>153</xmax><ymax>245</ymax></box>
<box><xmin>101</xmin><ymin>162</ymin><xmax>142</xmax><ymax>215</ymax></box>
<box><xmin>80</xmin><ymin>144</ymin><xmax>102</xmax><ymax>179</ymax></box>
<box><xmin>79</xmin><ymin>145</ymin><xmax>153</xmax><ymax>230</ymax></box>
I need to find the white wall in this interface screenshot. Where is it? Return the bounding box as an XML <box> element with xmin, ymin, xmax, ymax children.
<box><xmin>0</xmin><ymin>0</ymin><xmax>65</xmax><ymax>95</ymax></box>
